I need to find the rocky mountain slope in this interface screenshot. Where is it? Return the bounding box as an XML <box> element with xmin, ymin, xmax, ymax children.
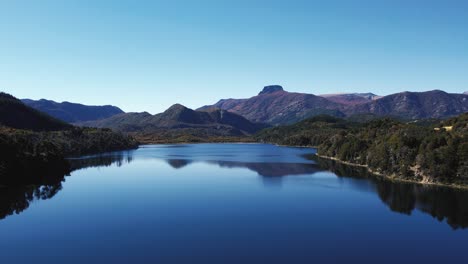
<box><xmin>200</xmin><ymin>86</ymin><xmax>468</xmax><ymax>124</ymax></box>
<box><xmin>198</xmin><ymin>85</ymin><xmax>345</xmax><ymax>125</ymax></box>
<box><xmin>348</xmin><ymin>90</ymin><xmax>468</xmax><ymax>119</ymax></box>
<box><xmin>320</xmin><ymin>93</ymin><xmax>381</xmax><ymax>105</ymax></box>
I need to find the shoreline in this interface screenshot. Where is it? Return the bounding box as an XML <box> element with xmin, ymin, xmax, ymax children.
<box><xmin>260</xmin><ymin>142</ymin><xmax>468</xmax><ymax>190</ymax></box>
<box><xmin>316</xmin><ymin>154</ymin><xmax>468</xmax><ymax>190</ymax></box>
<box><xmin>260</xmin><ymin>141</ymin><xmax>468</xmax><ymax>190</ymax></box>
<box><xmin>69</xmin><ymin>141</ymin><xmax>468</xmax><ymax>191</ymax></box>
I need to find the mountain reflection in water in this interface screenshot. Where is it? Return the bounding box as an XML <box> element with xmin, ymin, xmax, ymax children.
<box><xmin>0</xmin><ymin>146</ymin><xmax>467</xmax><ymax>229</ymax></box>
<box><xmin>166</xmin><ymin>159</ymin><xmax>322</xmax><ymax>177</ymax></box>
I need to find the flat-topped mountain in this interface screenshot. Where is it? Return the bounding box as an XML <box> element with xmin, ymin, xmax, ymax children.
<box><xmin>259</xmin><ymin>85</ymin><xmax>285</xmax><ymax>95</ymax></box>
<box><xmin>80</xmin><ymin>104</ymin><xmax>267</xmax><ymax>140</ymax></box>
<box><xmin>22</xmin><ymin>99</ymin><xmax>124</xmax><ymax>123</ymax></box>
<box><xmin>198</xmin><ymin>85</ymin><xmax>345</xmax><ymax>125</ymax></box>
<box><xmin>200</xmin><ymin>86</ymin><xmax>468</xmax><ymax>124</ymax></box>
<box><xmin>0</xmin><ymin>92</ymin><xmax>72</xmax><ymax>131</ymax></box>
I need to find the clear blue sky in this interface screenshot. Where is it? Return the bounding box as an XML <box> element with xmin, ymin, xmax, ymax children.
<box><xmin>1</xmin><ymin>0</ymin><xmax>467</xmax><ymax>113</ymax></box>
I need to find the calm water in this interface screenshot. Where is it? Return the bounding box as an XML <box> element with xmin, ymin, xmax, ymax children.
<box><xmin>1</xmin><ymin>143</ymin><xmax>467</xmax><ymax>263</ymax></box>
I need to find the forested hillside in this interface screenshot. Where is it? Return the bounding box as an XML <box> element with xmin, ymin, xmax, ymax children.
<box><xmin>0</xmin><ymin>92</ymin><xmax>138</xmax><ymax>184</ymax></box>
<box><xmin>80</xmin><ymin>103</ymin><xmax>267</xmax><ymax>143</ymax></box>
<box><xmin>256</xmin><ymin>113</ymin><xmax>468</xmax><ymax>186</ymax></box>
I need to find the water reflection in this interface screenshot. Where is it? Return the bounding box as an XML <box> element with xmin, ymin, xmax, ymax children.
<box><xmin>165</xmin><ymin>158</ymin><xmax>322</xmax><ymax>177</ymax></box>
<box><xmin>0</xmin><ymin>146</ymin><xmax>467</xmax><ymax>230</ymax></box>
<box><xmin>68</xmin><ymin>151</ymin><xmax>134</xmax><ymax>171</ymax></box>
<box><xmin>0</xmin><ymin>183</ymin><xmax>62</xmax><ymax>220</ymax></box>
<box><xmin>210</xmin><ymin>160</ymin><xmax>322</xmax><ymax>177</ymax></box>
<box><xmin>165</xmin><ymin>159</ymin><xmax>323</xmax><ymax>188</ymax></box>
<box><xmin>0</xmin><ymin>152</ymin><xmax>131</xmax><ymax>220</ymax></box>
<box><xmin>314</xmin><ymin>158</ymin><xmax>468</xmax><ymax>229</ymax></box>
<box><xmin>0</xmin><ymin>163</ymin><xmax>66</xmax><ymax>220</ymax></box>
<box><xmin>166</xmin><ymin>159</ymin><xmax>192</xmax><ymax>169</ymax></box>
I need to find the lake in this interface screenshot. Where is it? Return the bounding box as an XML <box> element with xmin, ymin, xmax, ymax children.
<box><xmin>1</xmin><ymin>143</ymin><xmax>467</xmax><ymax>263</ymax></box>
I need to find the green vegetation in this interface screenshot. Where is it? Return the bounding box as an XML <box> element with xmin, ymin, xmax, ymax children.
<box><xmin>255</xmin><ymin>115</ymin><xmax>356</xmax><ymax>147</ymax></box>
<box><xmin>0</xmin><ymin>127</ymin><xmax>138</xmax><ymax>157</ymax></box>
<box><xmin>256</xmin><ymin>113</ymin><xmax>468</xmax><ymax>186</ymax></box>
<box><xmin>0</xmin><ymin>92</ymin><xmax>139</xmax><ymax>184</ymax></box>
<box><xmin>131</xmin><ymin>131</ymin><xmax>255</xmax><ymax>144</ymax></box>
<box><xmin>133</xmin><ymin>129</ymin><xmax>256</xmax><ymax>144</ymax></box>
<box><xmin>79</xmin><ymin>104</ymin><xmax>267</xmax><ymax>143</ymax></box>
<box><xmin>0</xmin><ymin>126</ymin><xmax>138</xmax><ymax>184</ymax></box>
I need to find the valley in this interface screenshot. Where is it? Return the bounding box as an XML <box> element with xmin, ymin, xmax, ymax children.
<box><xmin>1</xmin><ymin>86</ymin><xmax>467</xmax><ymax>188</ymax></box>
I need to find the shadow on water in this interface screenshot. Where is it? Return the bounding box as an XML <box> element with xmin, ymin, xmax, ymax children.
<box><xmin>1</xmin><ymin>148</ymin><xmax>467</xmax><ymax>229</ymax></box>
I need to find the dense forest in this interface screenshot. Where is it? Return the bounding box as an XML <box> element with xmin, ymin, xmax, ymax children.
<box><xmin>0</xmin><ymin>127</ymin><xmax>138</xmax><ymax>184</ymax></box>
<box><xmin>133</xmin><ymin>128</ymin><xmax>257</xmax><ymax>144</ymax></box>
<box><xmin>0</xmin><ymin>92</ymin><xmax>138</xmax><ymax>184</ymax></box>
<box><xmin>256</xmin><ymin>113</ymin><xmax>468</xmax><ymax>186</ymax></box>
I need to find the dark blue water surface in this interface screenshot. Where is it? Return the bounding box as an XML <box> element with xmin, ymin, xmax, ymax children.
<box><xmin>1</xmin><ymin>143</ymin><xmax>467</xmax><ymax>263</ymax></box>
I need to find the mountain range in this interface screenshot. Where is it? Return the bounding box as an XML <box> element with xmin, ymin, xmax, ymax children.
<box><xmin>198</xmin><ymin>85</ymin><xmax>346</xmax><ymax>124</ymax></box>
<box><xmin>22</xmin><ymin>99</ymin><xmax>124</xmax><ymax>123</ymax></box>
<box><xmin>4</xmin><ymin>86</ymin><xmax>468</xmax><ymax>142</ymax></box>
<box><xmin>199</xmin><ymin>86</ymin><xmax>468</xmax><ymax>124</ymax></box>
<box><xmin>347</xmin><ymin>90</ymin><xmax>468</xmax><ymax>119</ymax></box>
<box><xmin>0</xmin><ymin>93</ymin><xmax>72</xmax><ymax>131</ymax></box>
<box><xmin>79</xmin><ymin>104</ymin><xmax>267</xmax><ymax>141</ymax></box>
<box><xmin>0</xmin><ymin>92</ymin><xmax>138</xmax><ymax>182</ymax></box>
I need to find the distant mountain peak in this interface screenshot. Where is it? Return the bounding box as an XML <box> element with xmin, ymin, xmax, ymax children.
<box><xmin>198</xmin><ymin>86</ymin><xmax>345</xmax><ymax>124</ymax></box>
<box><xmin>79</xmin><ymin>103</ymin><xmax>267</xmax><ymax>137</ymax></box>
<box><xmin>165</xmin><ymin>103</ymin><xmax>188</xmax><ymax>112</ymax></box>
<box><xmin>259</xmin><ymin>85</ymin><xmax>284</xmax><ymax>95</ymax></box>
